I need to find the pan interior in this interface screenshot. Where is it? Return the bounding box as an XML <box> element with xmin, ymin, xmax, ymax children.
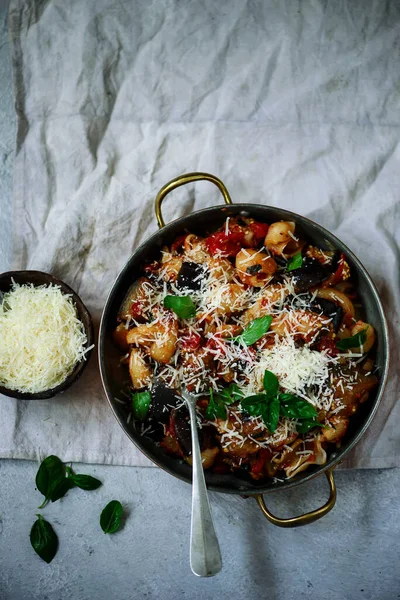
<box><xmin>99</xmin><ymin>204</ymin><xmax>388</xmax><ymax>495</ymax></box>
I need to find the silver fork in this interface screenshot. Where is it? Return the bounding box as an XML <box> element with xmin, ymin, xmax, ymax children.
<box><xmin>181</xmin><ymin>388</ymin><xmax>222</xmax><ymax>577</ymax></box>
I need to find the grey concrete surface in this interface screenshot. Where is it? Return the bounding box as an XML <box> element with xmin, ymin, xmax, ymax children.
<box><xmin>1</xmin><ymin>460</ymin><xmax>400</xmax><ymax>600</ymax></box>
<box><xmin>0</xmin><ymin>1</ymin><xmax>399</xmax><ymax>599</ymax></box>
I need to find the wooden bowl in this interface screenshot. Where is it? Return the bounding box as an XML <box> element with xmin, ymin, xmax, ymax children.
<box><xmin>0</xmin><ymin>270</ymin><xmax>94</xmax><ymax>400</ymax></box>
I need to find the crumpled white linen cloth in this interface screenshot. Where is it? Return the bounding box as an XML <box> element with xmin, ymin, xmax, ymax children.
<box><xmin>2</xmin><ymin>0</ymin><xmax>399</xmax><ymax>468</ymax></box>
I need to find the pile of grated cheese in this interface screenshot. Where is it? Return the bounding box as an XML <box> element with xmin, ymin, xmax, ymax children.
<box><xmin>0</xmin><ymin>283</ymin><xmax>91</xmax><ymax>393</ymax></box>
<box><xmin>248</xmin><ymin>335</ymin><xmax>336</xmax><ymax>408</ymax></box>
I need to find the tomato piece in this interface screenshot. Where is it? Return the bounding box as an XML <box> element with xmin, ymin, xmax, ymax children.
<box><xmin>251</xmin><ymin>449</ymin><xmax>270</xmax><ymax>475</ymax></box>
<box><xmin>316</xmin><ymin>336</ymin><xmax>338</xmax><ymax>357</ymax></box>
<box><xmin>129</xmin><ymin>300</ymin><xmax>143</xmax><ymax>320</ymax></box>
<box><xmin>180</xmin><ymin>330</ymin><xmax>202</xmax><ymax>352</ymax></box>
<box><xmin>248</xmin><ymin>221</ymin><xmax>269</xmax><ymax>244</ymax></box>
<box><xmin>144</xmin><ymin>261</ymin><xmax>160</xmax><ymax>274</ymax></box>
<box><xmin>205</xmin><ymin>225</ymin><xmax>245</xmax><ymax>257</ymax></box>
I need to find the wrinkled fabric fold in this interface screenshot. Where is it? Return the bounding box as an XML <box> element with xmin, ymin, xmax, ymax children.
<box><xmin>2</xmin><ymin>0</ymin><xmax>399</xmax><ymax>468</ymax></box>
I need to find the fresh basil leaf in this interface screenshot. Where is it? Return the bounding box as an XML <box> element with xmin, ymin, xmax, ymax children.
<box><xmin>163</xmin><ymin>295</ymin><xmax>196</xmax><ymax>319</ymax></box>
<box><xmin>261</xmin><ymin>396</ymin><xmax>280</xmax><ymax>433</ymax></box>
<box><xmin>131</xmin><ymin>390</ymin><xmax>151</xmax><ymax>420</ymax></box>
<box><xmin>286</xmin><ymin>252</ymin><xmax>303</xmax><ymax>272</ymax></box>
<box><xmin>235</xmin><ymin>315</ymin><xmax>272</xmax><ymax>346</ymax></box>
<box><xmin>100</xmin><ymin>500</ymin><xmax>123</xmax><ymax>534</ymax></box>
<box><xmin>279</xmin><ymin>395</ymin><xmax>317</xmax><ymax>420</ymax></box>
<box><xmin>278</xmin><ymin>392</ymin><xmax>297</xmax><ymax>402</ymax></box>
<box><xmin>205</xmin><ymin>389</ymin><xmax>227</xmax><ymax>420</ymax></box>
<box><xmin>36</xmin><ymin>455</ymin><xmax>66</xmax><ymax>505</ymax></box>
<box><xmin>336</xmin><ymin>328</ymin><xmax>368</xmax><ymax>351</ymax></box>
<box><xmin>240</xmin><ymin>393</ymin><xmax>268</xmax><ymax>409</ymax></box>
<box><xmin>49</xmin><ymin>477</ymin><xmax>76</xmax><ymax>502</ymax></box>
<box><xmin>296</xmin><ymin>418</ymin><xmax>321</xmax><ymax>433</ymax></box>
<box><xmin>30</xmin><ymin>515</ymin><xmax>58</xmax><ymax>563</ymax></box>
<box><xmin>217</xmin><ymin>383</ymin><xmax>244</xmax><ymax>405</ymax></box>
<box><xmin>263</xmin><ymin>370</ymin><xmax>279</xmax><ymax>398</ymax></box>
<box><xmin>68</xmin><ymin>473</ymin><xmax>102</xmax><ymax>491</ymax></box>
<box><xmin>244</xmin><ymin>403</ymin><xmax>265</xmax><ymax>417</ymax></box>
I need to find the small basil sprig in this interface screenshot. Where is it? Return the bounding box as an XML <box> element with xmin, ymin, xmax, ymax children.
<box><xmin>286</xmin><ymin>252</ymin><xmax>303</xmax><ymax>271</ymax></box>
<box><xmin>35</xmin><ymin>456</ymin><xmax>102</xmax><ymax>506</ymax></box>
<box><xmin>336</xmin><ymin>328</ymin><xmax>367</xmax><ymax>351</ymax></box>
<box><xmin>240</xmin><ymin>370</ymin><xmax>318</xmax><ymax>433</ymax></box>
<box><xmin>131</xmin><ymin>390</ymin><xmax>151</xmax><ymax>420</ymax></box>
<box><xmin>66</xmin><ymin>466</ymin><xmax>102</xmax><ymax>491</ymax></box>
<box><xmin>205</xmin><ymin>384</ymin><xmax>244</xmax><ymax>420</ymax></box>
<box><xmin>100</xmin><ymin>500</ymin><xmax>123</xmax><ymax>534</ymax></box>
<box><xmin>163</xmin><ymin>295</ymin><xmax>196</xmax><ymax>318</ymax></box>
<box><xmin>205</xmin><ymin>389</ymin><xmax>229</xmax><ymax>420</ymax></box>
<box><xmin>279</xmin><ymin>393</ymin><xmax>318</xmax><ymax>419</ymax></box>
<box><xmin>36</xmin><ymin>455</ymin><xmax>67</xmax><ymax>507</ymax></box>
<box><xmin>30</xmin><ymin>514</ymin><xmax>58</xmax><ymax>563</ymax></box>
<box><xmin>296</xmin><ymin>418</ymin><xmax>321</xmax><ymax>433</ymax></box>
<box><xmin>234</xmin><ymin>315</ymin><xmax>272</xmax><ymax>346</ymax></box>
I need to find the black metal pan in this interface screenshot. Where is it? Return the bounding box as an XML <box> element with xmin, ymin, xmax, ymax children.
<box><xmin>99</xmin><ymin>173</ymin><xmax>389</xmax><ymax>527</ymax></box>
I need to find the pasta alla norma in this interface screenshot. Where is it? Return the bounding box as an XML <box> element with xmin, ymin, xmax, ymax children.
<box><xmin>113</xmin><ymin>217</ymin><xmax>378</xmax><ymax>481</ymax></box>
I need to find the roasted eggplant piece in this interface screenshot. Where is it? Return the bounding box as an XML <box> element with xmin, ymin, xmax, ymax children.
<box><xmin>176</xmin><ymin>261</ymin><xmax>205</xmax><ymax>291</ymax></box>
<box><xmin>289</xmin><ymin>258</ymin><xmax>330</xmax><ymax>292</ymax></box>
<box><xmin>173</xmin><ymin>406</ymin><xmax>193</xmax><ymax>455</ymax></box>
<box><xmin>310</xmin><ymin>297</ymin><xmax>344</xmax><ymax>332</ymax></box>
<box><xmin>150</xmin><ymin>381</ymin><xmax>181</xmax><ymax>424</ymax></box>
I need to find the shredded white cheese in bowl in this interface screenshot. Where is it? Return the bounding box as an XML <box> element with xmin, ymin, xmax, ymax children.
<box><xmin>0</xmin><ymin>277</ymin><xmax>94</xmax><ymax>397</ymax></box>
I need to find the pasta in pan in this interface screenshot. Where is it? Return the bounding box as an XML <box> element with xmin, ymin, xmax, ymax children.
<box><xmin>113</xmin><ymin>217</ymin><xmax>378</xmax><ymax>481</ymax></box>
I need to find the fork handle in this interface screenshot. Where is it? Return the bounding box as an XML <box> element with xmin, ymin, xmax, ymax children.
<box><xmin>186</xmin><ymin>400</ymin><xmax>222</xmax><ymax>577</ymax></box>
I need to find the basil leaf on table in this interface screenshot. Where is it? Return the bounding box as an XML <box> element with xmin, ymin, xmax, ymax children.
<box><xmin>100</xmin><ymin>500</ymin><xmax>123</xmax><ymax>534</ymax></box>
<box><xmin>286</xmin><ymin>252</ymin><xmax>303</xmax><ymax>272</ymax></box>
<box><xmin>336</xmin><ymin>328</ymin><xmax>368</xmax><ymax>351</ymax></box>
<box><xmin>30</xmin><ymin>515</ymin><xmax>58</xmax><ymax>563</ymax></box>
<box><xmin>66</xmin><ymin>466</ymin><xmax>102</xmax><ymax>491</ymax></box>
<box><xmin>49</xmin><ymin>477</ymin><xmax>76</xmax><ymax>502</ymax></box>
<box><xmin>235</xmin><ymin>315</ymin><xmax>272</xmax><ymax>346</ymax></box>
<box><xmin>36</xmin><ymin>455</ymin><xmax>66</xmax><ymax>507</ymax></box>
<box><xmin>163</xmin><ymin>295</ymin><xmax>196</xmax><ymax>319</ymax></box>
<box><xmin>131</xmin><ymin>390</ymin><xmax>151</xmax><ymax>420</ymax></box>
<box><xmin>279</xmin><ymin>394</ymin><xmax>317</xmax><ymax>420</ymax></box>
<box><xmin>263</xmin><ymin>370</ymin><xmax>279</xmax><ymax>398</ymax></box>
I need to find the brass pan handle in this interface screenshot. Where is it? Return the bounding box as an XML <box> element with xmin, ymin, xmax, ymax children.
<box><xmin>155</xmin><ymin>172</ymin><xmax>233</xmax><ymax>228</ymax></box>
<box><xmin>255</xmin><ymin>468</ymin><xmax>336</xmax><ymax>528</ymax></box>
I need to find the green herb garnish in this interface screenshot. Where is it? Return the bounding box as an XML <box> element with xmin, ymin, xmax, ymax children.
<box><xmin>295</xmin><ymin>418</ymin><xmax>322</xmax><ymax>433</ymax></box>
<box><xmin>235</xmin><ymin>315</ymin><xmax>272</xmax><ymax>346</ymax></box>
<box><xmin>131</xmin><ymin>390</ymin><xmax>151</xmax><ymax>420</ymax></box>
<box><xmin>205</xmin><ymin>388</ymin><xmax>228</xmax><ymax>420</ymax></box>
<box><xmin>163</xmin><ymin>295</ymin><xmax>196</xmax><ymax>319</ymax></box>
<box><xmin>263</xmin><ymin>369</ymin><xmax>279</xmax><ymax>398</ymax></box>
<box><xmin>36</xmin><ymin>455</ymin><xmax>67</xmax><ymax>507</ymax></box>
<box><xmin>100</xmin><ymin>500</ymin><xmax>123</xmax><ymax>534</ymax></box>
<box><xmin>336</xmin><ymin>328</ymin><xmax>368</xmax><ymax>351</ymax></box>
<box><xmin>240</xmin><ymin>370</ymin><xmax>318</xmax><ymax>433</ymax></box>
<box><xmin>66</xmin><ymin>466</ymin><xmax>102</xmax><ymax>491</ymax></box>
<box><xmin>205</xmin><ymin>384</ymin><xmax>245</xmax><ymax>419</ymax></box>
<box><xmin>286</xmin><ymin>252</ymin><xmax>303</xmax><ymax>271</ymax></box>
<box><xmin>261</xmin><ymin>395</ymin><xmax>280</xmax><ymax>433</ymax></box>
<box><xmin>35</xmin><ymin>455</ymin><xmax>103</xmax><ymax>506</ymax></box>
<box><xmin>279</xmin><ymin>394</ymin><xmax>318</xmax><ymax>419</ymax></box>
<box><xmin>30</xmin><ymin>514</ymin><xmax>58</xmax><ymax>563</ymax></box>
